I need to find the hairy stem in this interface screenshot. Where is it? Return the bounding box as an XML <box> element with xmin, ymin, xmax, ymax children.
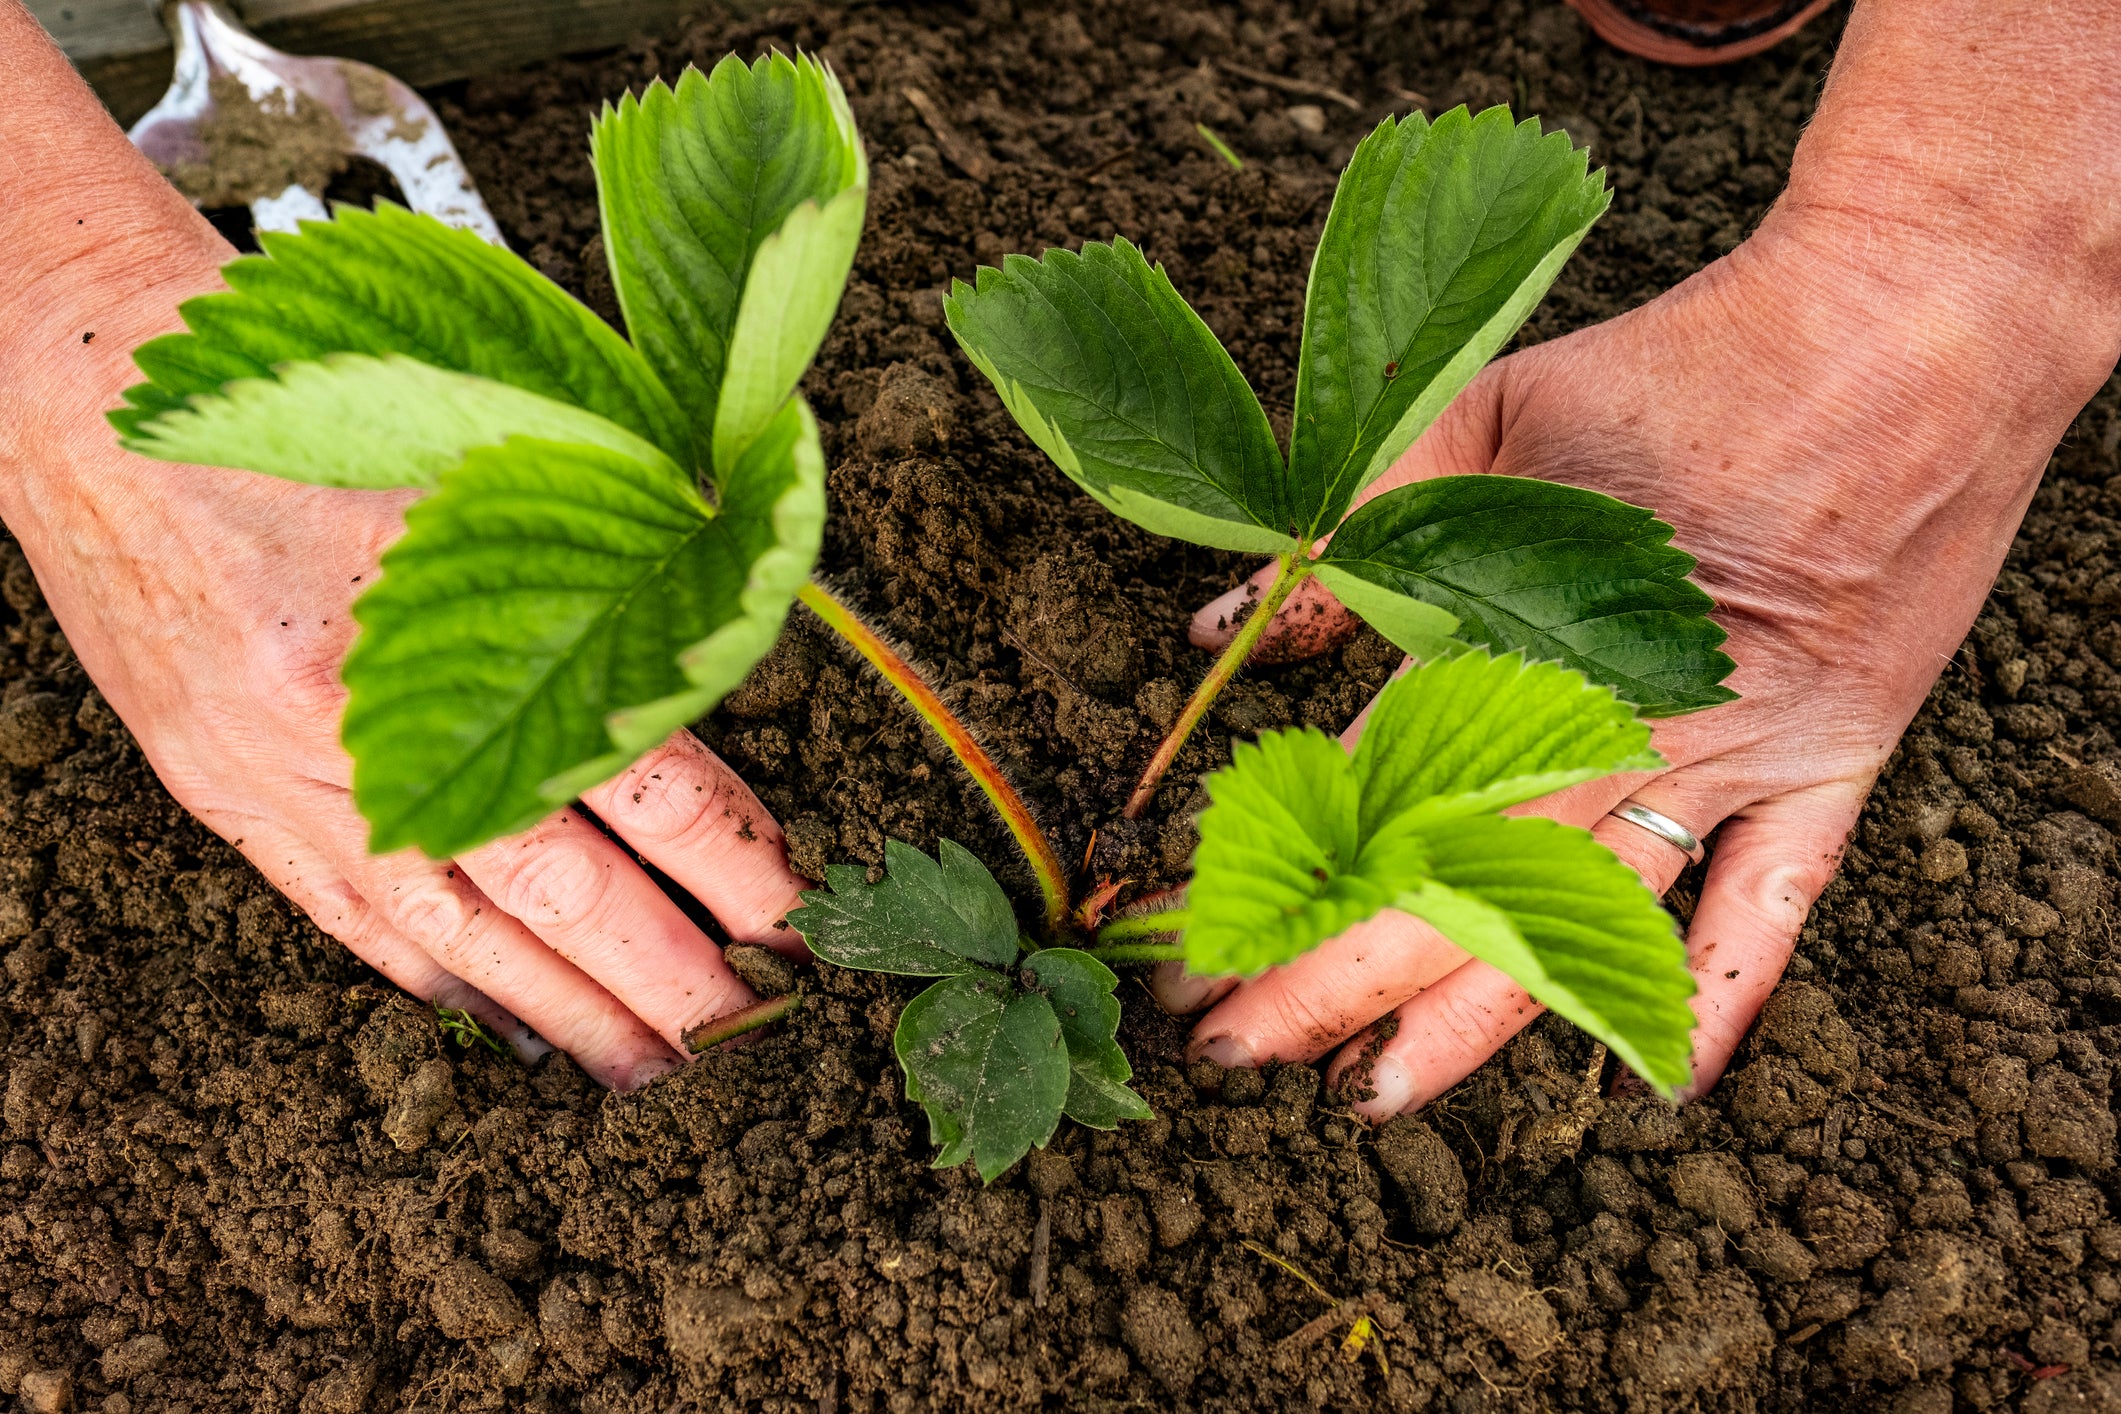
<box><xmin>1123</xmin><ymin>554</ymin><xmax>1309</xmax><ymax>819</ymax></box>
<box><xmin>1082</xmin><ymin>942</ymin><xmax>1186</xmax><ymax>965</ymax></box>
<box><xmin>683</xmin><ymin>992</ymin><xmax>802</xmax><ymax>1053</ymax></box>
<box><xmin>799</xmin><ymin>581</ymin><xmax>1072</xmax><ymax>937</ymax></box>
<box><xmin>1095</xmin><ymin>908</ymin><xmax>1190</xmax><ymax>943</ymax></box>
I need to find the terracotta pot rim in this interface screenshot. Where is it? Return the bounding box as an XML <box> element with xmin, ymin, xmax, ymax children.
<box><xmin>1562</xmin><ymin>0</ymin><xmax>1835</xmax><ymax>66</ymax></box>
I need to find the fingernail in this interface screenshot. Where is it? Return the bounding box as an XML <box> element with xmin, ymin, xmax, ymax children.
<box><xmin>1152</xmin><ymin>960</ymin><xmax>1215</xmax><ymax>1014</ymax></box>
<box><xmin>1192</xmin><ymin>1033</ymin><xmax>1256</xmax><ymax>1069</ymax></box>
<box><xmin>1357</xmin><ymin>1054</ymin><xmax>1413</xmax><ymax>1117</ymax></box>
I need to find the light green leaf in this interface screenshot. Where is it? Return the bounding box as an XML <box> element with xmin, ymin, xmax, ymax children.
<box><xmin>110</xmin><ymin>202</ymin><xmax>694</xmax><ymax>468</ymax></box>
<box><xmin>1291</xmin><ymin>107</ymin><xmax>1609</xmax><ymax>534</ymax></box>
<box><xmin>1182</xmin><ymin>649</ymin><xmax>1683</xmax><ymax>1080</ymax></box>
<box><xmin>592</xmin><ymin>52</ymin><xmax>865</xmax><ymax>472</ymax></box>
<box><xmin>790</xmin><ymin>838</ymin><xmax>1022</xmax><ymax>977</ymax></box>
<box><xmin>895</xmin><ymin>973</ymin><xmax>1070</xmax><ymax>1183</ymax></box>
<box><xmin>1308</xmin><ymin>563</ymin><xmax>1463</xmax><ymax>661</ymax></box>
<box><xmin>1021</xmin><ymin>948</ymin><xmax>1151</xmax><ymax>1128</ymax></box>
<box><xmin>1317</xmin><ymin>475</ymin><xmax>1737</xmax><ymax>715</ymax></box>
<box><xmin>1395</xmin><ymin>814</ymin><xmax>1695</xmax><ymax>1094</ymax></box>
<box><xmin>712</xmin><ymin>183</ymin><xmax>867</xmax><ymax>472</ymax></box>
<box><xmin>601</xmin><ymin>396</ymin><xmax>826</xmax><ymax>761</ymax></box>
<box><xmin>119</xmin><ymin>353</ymin><xmax>666</xmax><ymax>489</ymax></box>
<box><xmin>1185</xmin><ymin>727</ymin><xmax>1411</xmax><ymax>978</ymax></box>
<box><xmin>341</xmin><ymin>427</ymin><xmax>815</xmax><ymax>858</ymax></box>
<box><xmin>1352</xmin><ymin>651</ymin><xmax>1660</xmax><ymax>838</ymax></box>
<box><xmin>946</xmin><ymin>239</ymin><xmax>1298</xmax><ymax>554</ymax></box>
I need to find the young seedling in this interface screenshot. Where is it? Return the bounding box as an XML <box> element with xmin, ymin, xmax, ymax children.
<box><xmin>790</xmin><ymin>840</ymin><xmax>1149</xmax><ymax>1181</ymax></box>
<box><xmin>943</xmin><ymin>105</ymin><xmax>1735</xmax><ymax>817</ymax></box>
<box><xmin>113</xmin><ymin>52</ymin><xmax>868</xmax><ymax>857</ymax></box>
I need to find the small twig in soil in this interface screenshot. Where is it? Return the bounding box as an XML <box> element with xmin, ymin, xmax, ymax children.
<box><xmin>1389</xmin><ymin>85</ymin><xmax>1432</xmax><ymax>110</ymax></box>
<box><xmin>1003</xmin><ymin>626</ymin><xmax>1089</xmax><ymax>699</ymax></box>
<box><xmin>1078</xmin><ymin>143</ymin><xmax>1139</xmax><ymax>178</ymax></box>
<box><xmin>1863</xmin><ymin>1096</ymin><xmax>1974</xmax><ymax>1140</ymax></box>
<box><xmin>1216</xmin><ymin>59</ymin><xmax>1363</xmax><ymax>112</ymax></box>
<box><xmin>901</xmin><ymin>86</ymin><xmax>991</xmax><ymax>182</ymax></box>
<box><xmin>1030</xmin><ymin>1202</ymin><xmax>1052</xmax><ymax>1308</ymax></box>
<box><xmin>683</xmin><ymin>992</ymin><xmax>803</xmax><ymax>1054</ymax></box>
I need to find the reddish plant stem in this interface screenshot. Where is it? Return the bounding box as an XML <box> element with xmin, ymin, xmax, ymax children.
<box><xmin>1123</xmin><ymin>553</ymin><xmax>1308</xmax><ymax>819</ymax></box>
<box><xmin>683</xmin><ymin>992</ymin><xmax>802</xmax><ymax>1053</ymax></box>
<box><xmin>799</xmin><ymin>581</ymin><xmax>1072</xmax><ymax>937</ymax></box>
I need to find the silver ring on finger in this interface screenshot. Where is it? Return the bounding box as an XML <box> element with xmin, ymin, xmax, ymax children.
<box><xmin>1609</xmin><ymin>800</ymin><xmax>1706</xmax><ymax>866</ymax></box>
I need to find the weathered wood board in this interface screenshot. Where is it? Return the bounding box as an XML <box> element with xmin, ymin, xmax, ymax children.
<box><xmin>28</xmin><ymin>0</ymin><xmax>749</xmax><ymax>125</ymax></box>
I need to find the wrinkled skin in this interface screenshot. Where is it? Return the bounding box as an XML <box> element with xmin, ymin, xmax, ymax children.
<box><xmin>0</xmin><ymin>11</ymin><xmax>806</xmax><ymax>1089</ymax></box>
<box><xmin>1155</xmin><ymin>173</ymin><xmax>2121</xmax><ymax>1112</ymax></box>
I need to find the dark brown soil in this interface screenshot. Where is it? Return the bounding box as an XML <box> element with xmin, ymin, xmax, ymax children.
<box><xmin>6</xmin><ymin>2</ymin><xmax>2120</xmax><ymax>1411</ymax></box>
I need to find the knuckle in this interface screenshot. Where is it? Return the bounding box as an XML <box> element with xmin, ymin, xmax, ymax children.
<box><xmin>382</xmin><ymin>875</ymin><xmax>484</xmax><ymax>952</ymax></box>
<box><xmin>485</xmin><ymin>835</ymin><xmax>612</xmax><ymax>929</ymax></box>
<box><xmin>599</xmin><ymin>742</ymin><xmax>751</xmax><ymax>849</ymax></box>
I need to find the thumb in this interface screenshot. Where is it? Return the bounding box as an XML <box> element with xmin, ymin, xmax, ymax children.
<box><xmin>1187</xmin><ymin>364</ymin><xmax>1511</xmax><ymax>658</ymax></box>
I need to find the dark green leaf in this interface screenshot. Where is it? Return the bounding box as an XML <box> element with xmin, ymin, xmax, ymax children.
<box><xmin>894</xmin><ymin>973</ymin><xmax>1070</xmax><ymax>1182</ymax></box>
<box><xmin>111</xmin><ymin>203</ymin><xmax>694</xmax><ymax>469</ymax></box>
<box><xmin>946</xmin><ymin>239</ymin><xmax>1297</xmax><ymax>554</ymax></box>
<box><xmin>591</xmin><ymin>52</ymin><xmax>865</xmax><ymax>472</ymax></box>
<box><xmin>791</xmin><ymin>838</ymin><xmax>1022</xmax><ymax>977</ymax></box>
<box><xmin>1395</xmin><ymin>814</ymin><xmax>1695</xmax><ymax>1094</ymax></box>
<box><xmin>1021</xmin><ymin>948</ymin><xmax>1151</xmax><ymax>1128</ymax></box>
<box><xmin>1317</xmin><ymin>475</ymin><xmax>1736</xmax><ymax>715</ymax></box>
<box><xmin>1291</xmin><ymin>107</ymin><xmax>1609</xmax><ymax>533</ymax></box>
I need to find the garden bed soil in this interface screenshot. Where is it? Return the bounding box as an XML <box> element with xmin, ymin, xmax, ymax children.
<box><xmin>7</xmin><ymin>1</ymin><xmax>2121</xmax><ymax>1410</ymax></box>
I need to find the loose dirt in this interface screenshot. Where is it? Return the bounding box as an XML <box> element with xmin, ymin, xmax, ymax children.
<box><xmin>6</xmin><ymin>1</ymin><xmax>2120</xmax><ymax>1411</ymax></box>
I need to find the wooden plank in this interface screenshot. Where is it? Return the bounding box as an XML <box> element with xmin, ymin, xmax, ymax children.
<box><xmin>27</xmin><ymin>0</ymin><xmax>770</xmax><ymax>126</ymax></box>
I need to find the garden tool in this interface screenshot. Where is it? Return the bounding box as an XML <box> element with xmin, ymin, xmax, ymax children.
<box><xmin>128</xmin><ymin>0</ymin><xmax>504</xmax><ymax>243</ymax></box>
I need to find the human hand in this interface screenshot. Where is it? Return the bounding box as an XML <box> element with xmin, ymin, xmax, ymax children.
<box><xmin>1152</xmin><ymin>197</ymin><xmax>2119</xmax><ymax>1116</ymax></box>
<box><xmin>0</xmin><ymin>164</ymin><xmax>805</xmax><ymax>1094</ymax></box>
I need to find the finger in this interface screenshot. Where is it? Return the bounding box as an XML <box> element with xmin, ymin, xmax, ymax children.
<box><xmin>582</xmin><ymin>730</ymin><xmax>809</xmax><ymax>955</ymax></box>
<box><xmin>316</xmin><ymin>817</ymin><xmax>684</xmax><ymax>1090</ymax></box>
<box><xmin>1672</xmin><ymin>782</ymin><xmax>1866</xmax><ymax>1100</ymax></box>
<box><xmin>1187</xmin><ymin>910</ymin><xmax>1471</xmax><ymax>1066</ymax></box>
<box><xmin>1148</xmin><ymin>960</ymin><xmax>1238</xmax><ymax>1015</ymax></box>
<box><xmin>458</xmin><ymin>808</ymin><xmax>757</xmax><ymax>1053</ymax></box>
<box><xmin>1189</xmin><ymin>570</ymin><xmax>1359</xmax><ymax>662</ymax></box>
<box><xmin>1326</xmin><ymin>961</ymin><xmax>1544</xmax><ymax>1120</ymax></box>
<box><xmin>238</xmin><ymin>825</ymin><xmax>547</xmax><ymax>1058</ymax></box>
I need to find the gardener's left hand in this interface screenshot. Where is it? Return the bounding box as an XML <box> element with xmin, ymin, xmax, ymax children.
<box><xmin>1149</xmin><ymin>180</ymin><xmax>2116</xmax><ymax>1115</ymax></box>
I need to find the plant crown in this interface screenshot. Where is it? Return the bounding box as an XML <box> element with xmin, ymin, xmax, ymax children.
<box><xmin>112</xmin><ymin>52</ymin><xmax>866</xmax><ymax>859</ymax></box>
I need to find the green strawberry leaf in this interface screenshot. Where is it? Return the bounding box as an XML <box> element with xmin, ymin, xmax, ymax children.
<box><xmin>1183</xmin><ymin>650</ymin><xmax>1693</xmax><ymax>1101</ymax></box>
<box><xmin>945</xmin><ymin>239</ymin><xmax>1298</xmax><ymax>554</ymax></box>
<box><xmin>110</xmin><ymin>202</ymin><xmax>694</xmax><ymax>469</ymax></box>
<box><xmin>1395</xmin><ymin>814</ymin><xmax>1695</xmax><ymax>1095</ymax></box>
<box><xmin>1352</xmin><ymin>651</ymin><xmax>1660</xmax><ymax>839</ymax></box>
<box><xmin>1316</xmin><ymin>475</ymin><xmax>1737</xmax><ymax>715</ymax></box>
<box><xmin>1291</xmin><ymin>107</ymin><xmax>1609</xmax><ymax>534</ymax></box>
<box><xmin>592</xmin><ymin>52</ymin><xmax>866</xmax><ymax>474</ymax></box>
<box><xmin>791</xmin><ymin>838</ymin><xmax>1023</xmax><ymax>977</ymax></box>
<box><xmin>1187</xmin><ymin>726</ymin><xmax>1411</xmax><ymax>978</ymax></box>
<box><xmin>117</xmin><ymin>353</ymin><xmax>663</xmax><ymax>489</ymax></box>
<box><xmin>341</xmin><ymin>403</ymin><xmax>823</xmax><ymax>858</ymax></box>
<box><xmin>894</xmin><ymin>972</ymin><xmax>1070</xmax><ymax>1182</ymax></box>
<box><xmin>1021</xmin><ymin>948</ymin><xmax>1151</xmax><ymax>1128</ymax></box>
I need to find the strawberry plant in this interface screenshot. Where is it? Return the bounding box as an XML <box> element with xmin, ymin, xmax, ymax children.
<box><xmin>942</xmin><ymin>106</ymin><xmax>1735</xmax><ymax>816</ymax></box>
<box><xmin>114</xmin><ymin>78</ymin><xmax>1722</xmax><ymax>1184</ymax></box>
<box><xmin>113</xmin><ymin>51</ymin><xmax>867</xmax><ymax>858</ymax></box>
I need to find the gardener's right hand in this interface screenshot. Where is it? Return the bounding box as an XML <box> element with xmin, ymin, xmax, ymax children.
<box><xmin>0</xmin><ymin>30</ymin><xmax>807</xmax><ymax>1089</ymax></box>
